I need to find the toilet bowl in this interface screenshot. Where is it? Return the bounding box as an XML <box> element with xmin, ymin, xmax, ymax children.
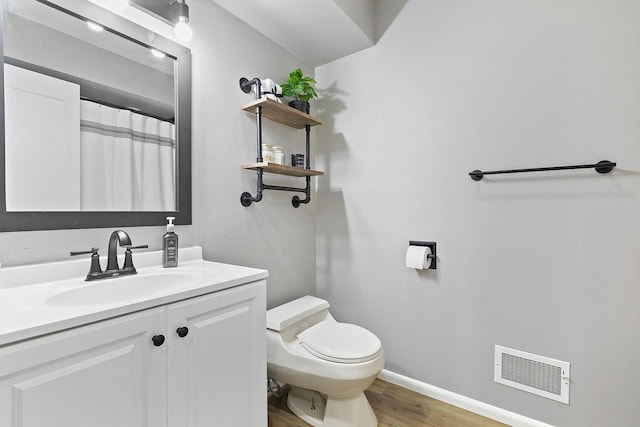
<box><xmin>267</xmin><ymin>295</ymin><xmax>385</xmax><ymax>427</ymax></box>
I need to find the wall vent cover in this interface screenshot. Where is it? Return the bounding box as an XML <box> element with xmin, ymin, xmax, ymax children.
<box><xmin>494</xmin><ymin>345</ymin><xmax>570</xmax><ymax>404</ymax></box>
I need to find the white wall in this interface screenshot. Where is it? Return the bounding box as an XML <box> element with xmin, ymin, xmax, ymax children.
<box><xmin>0</xmin><ymin>0</ymin><xmax>316</xmax><ymax>307</ymax></box>
<box><xmin>332</xmin><ymin>0</ymin><xmax>376</xmax><ymax>42</ymax></box>
<box><xmin>315</xmin><ymin>1</ymin><xmax>640</xmax><ymax>426</ymax></box>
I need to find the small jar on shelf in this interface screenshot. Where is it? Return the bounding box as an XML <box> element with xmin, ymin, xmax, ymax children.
<box><xmin>261</xmin><ymin>144</ymin><xmax>273</xmax><ymax>162</ymax></box>
<box><xmin>272</xmin><ymin>146</ymin><xmax>285</xmax><ymax>164</ymax></box>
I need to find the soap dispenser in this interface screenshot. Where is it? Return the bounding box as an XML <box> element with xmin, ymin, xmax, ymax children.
<box><xmin>163</xmin><ymin>216</ymin><xmax>178</xmax><ymax>267</ymax></box>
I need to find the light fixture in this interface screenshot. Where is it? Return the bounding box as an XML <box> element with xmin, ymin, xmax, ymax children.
<box><xmin>107</xmin><ymin>0</ymin><xmax>130</xmax><ymax>11</ymax></box>
<box><xmin>170</xmin><ymin>0</ymin><xmax>192</xmax><ymax>42</ymax></box>
<box><xmin>86</xmin><ymin>21</ymin><xmax>104</xmax><ymax>32</ymax></box>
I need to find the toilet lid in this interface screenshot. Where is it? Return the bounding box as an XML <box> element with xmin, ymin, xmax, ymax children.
<box><xmin>297</xmin><ymin>322</ymin><xmax>382</xmax><ymax>364</ymax></box>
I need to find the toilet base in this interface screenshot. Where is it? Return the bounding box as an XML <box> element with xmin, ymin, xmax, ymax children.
<box><xmin>287</xmin><ymin>387</ymin><xmax>327</xmax><ymax>426</ymax></box>
<box><xmin>287</xmin><ymin>386</ymin><xmax>378</xmax><ymax>427</ymax></box>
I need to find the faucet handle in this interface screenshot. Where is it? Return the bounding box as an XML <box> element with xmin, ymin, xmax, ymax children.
<box><xmin>70</xmin><ymin>247</ymin><xmax>103</xmax><ymax>280</ymax></box>
<box><xmin>122</xmin><ymin>244</ymin><xmax>149</xmax><ymax>272</ymax></box>
<box><xmin>70</xmin><ymin>247</ymin><xmax>99</xmax><ymax>257</ymax></box>
<box><xmin>128</xmin><ymin>245</ymin><xmax>149</xmax><ymax>250</ymax></box>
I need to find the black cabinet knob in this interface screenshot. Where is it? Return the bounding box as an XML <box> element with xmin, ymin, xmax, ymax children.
<box><xmin>176</xmin><ymin>327</ymin><xmax>189</xmax><ymax>338</ymax></box>
<box><xmin>152</xmin><ymin>335</ymin><xmax>165</xmax><ymax>346</ymax></box>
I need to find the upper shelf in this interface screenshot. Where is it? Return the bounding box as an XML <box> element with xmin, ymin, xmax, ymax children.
<box><xmin>241</xmin><ymin>98</ymin><xmax>323</xmax><ymax>129</ymax></box>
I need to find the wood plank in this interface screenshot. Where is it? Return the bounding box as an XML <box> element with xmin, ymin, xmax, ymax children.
<box><xmin>243</xmin><ymin>162</ymin><xmax>324</xmax><ymax>177</ymax></box>
<box><xmin>268</xmin><ymin>379</ymin><xmax>510</xmax><ymax>427</ymax></box>
<box><xmin>241</xmin><ymin>97</ymin><xmax>323</xmax><ymax>129</ymax></box>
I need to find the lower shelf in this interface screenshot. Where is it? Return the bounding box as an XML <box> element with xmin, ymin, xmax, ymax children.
<box><xmin>242</xmin><ymin>162</ymin><xmax>324</xmax><ymax>177</ymax></box>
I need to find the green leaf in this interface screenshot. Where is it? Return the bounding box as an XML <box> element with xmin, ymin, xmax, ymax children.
<box><xmin>281</xmin><ymin>68</ymin><xmax>317</xmax><ymax>101</ymax></box>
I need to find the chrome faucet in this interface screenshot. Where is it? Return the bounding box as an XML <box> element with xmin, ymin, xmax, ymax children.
<box><xmin>71</xmin><ymin>230</ymin><xmax>148</xmax><ymax>281</ymax></box>
<box><xmin>106</xmin><ymin>230</ymin><xmax>132</xmax><ymax>272</ymax></box>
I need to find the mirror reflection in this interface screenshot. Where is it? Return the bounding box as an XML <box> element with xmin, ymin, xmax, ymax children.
<box><xmin>3</xmin><ymin>0</ymin><xmax>177</xmax><ymax>212</ymax></box>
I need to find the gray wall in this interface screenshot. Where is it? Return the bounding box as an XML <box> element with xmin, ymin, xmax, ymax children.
<box><xmin>315</xmin><ymin>1</ymin><xmax>640</xmax><ymax>426</ymax></box>
<box><xmin>0</xmin><ymin>0</ymin><xmax>316</xmax><ymax>307</ymax></box>
<box><xmin>188</xmin><ymin>0</ymin><xmax>317</xmax><ymax>307</ymax></box>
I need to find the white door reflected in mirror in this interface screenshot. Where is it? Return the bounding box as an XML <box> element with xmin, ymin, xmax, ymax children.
<box><xmin>4</xmin><ymin>64</ymin><xmax>80</xmax><ymax>211</ymax></box>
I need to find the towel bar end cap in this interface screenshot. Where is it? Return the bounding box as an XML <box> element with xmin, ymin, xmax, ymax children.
<box><xmin>595</xmin><ymin>160</ymin><xmax>616</xmax><ymax>174</ymax></box>
<box><xmin>470</xmin><ymin>170</ymin><xmax>483</xmax><ymax>181</ymax></box>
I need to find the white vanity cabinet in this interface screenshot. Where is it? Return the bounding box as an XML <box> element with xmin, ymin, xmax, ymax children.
<box><xmin>0</xmin><ymin>279</ymin><xmax>266</xmax><ymax>427</ymax></box>
<box><xmin>0</xmin><ymin>307</ymin><xmax>167</xmax><ymax>427</ymax></box>
<box><xmin>167</xmin><ymin>280</ymin><xmax>267</xmax><ymax>426</ymax></box>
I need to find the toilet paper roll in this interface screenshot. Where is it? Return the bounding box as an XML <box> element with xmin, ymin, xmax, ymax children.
<box><xmin>255</xmin><ymin>79</ymin><xmax>282</xmax><ymax>102</ymax></box>
<box><xmin>259</xmin><ymin>78</ymin><xmax>276</xmax><ymax>93</ymax></box>
<box><xmin>405</xmin><ymin>245</ymin><xmax>432</xmax><ymax>269</ymax></box>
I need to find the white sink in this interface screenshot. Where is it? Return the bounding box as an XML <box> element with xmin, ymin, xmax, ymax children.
<box><xmin>46</xmin><ymin>271</ymin><xmax>201</xmax><ymax>306</ymax></box>
<box><xmin>0</xmin><ymin>247</ymin><xmax>269</xmax><ymax>347</ymax></box>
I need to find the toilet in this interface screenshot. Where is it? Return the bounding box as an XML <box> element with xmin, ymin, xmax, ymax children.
<box><xmin>266</xmin><ymin>295</ymin><xmax>385</xmax><ymax>427</ymax></box>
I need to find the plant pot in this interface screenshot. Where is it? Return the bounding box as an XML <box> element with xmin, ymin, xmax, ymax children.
<box><xmin>288</xmin><ymin>100</ymin><xmax>310</xmax><ymax>114</ymax></box>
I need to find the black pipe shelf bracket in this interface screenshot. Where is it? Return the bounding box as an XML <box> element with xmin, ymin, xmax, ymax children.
<box><xmin>238</xmin><ymin>77</ymin><xmax>324</xmax><ymax>208</ymax></box>
<box><xmin>469</xmin><ymin>160</ymin><xmax>616</xmax><ymax>181</ymax></box>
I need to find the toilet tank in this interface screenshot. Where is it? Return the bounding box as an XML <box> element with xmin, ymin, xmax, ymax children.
<box><xmin>267</xmin><ymin>295</ymin><xmax>330</xmax><ymax>331</ymax></box>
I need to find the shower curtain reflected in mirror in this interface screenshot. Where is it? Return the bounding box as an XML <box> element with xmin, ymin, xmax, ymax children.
<box><xmin>80</xmin><ymin>100</ymin><xmax>176</xmax><ymax>211</ymax></box>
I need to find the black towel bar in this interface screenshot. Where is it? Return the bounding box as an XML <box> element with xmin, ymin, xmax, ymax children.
<box><xmin>469</xmin><ymin>160</ymin><xmax>616</xmax><ymax>181</ymax></box>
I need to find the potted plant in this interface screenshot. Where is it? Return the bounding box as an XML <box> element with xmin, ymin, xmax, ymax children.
<box><xmin>281</xmin><ymin>68</ymin><xmax>318</xmax><ymax>113</ymax></box>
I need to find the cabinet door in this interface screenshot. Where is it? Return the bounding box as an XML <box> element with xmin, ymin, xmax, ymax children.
<box><xmin>0</xmin><ymin>308</ymin><xmax>167</xmax><ymax>427</ymax></box>
<box><xmin>167</xmin><ymin>281</ymin><xmax>267</xmax><ymax>427</ymax></box>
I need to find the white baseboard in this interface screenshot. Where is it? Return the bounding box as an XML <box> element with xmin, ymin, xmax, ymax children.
<box><xmin>378</xmin><ymin>369</ymin><xmax>554</xmax><ymax>427</ymax></box>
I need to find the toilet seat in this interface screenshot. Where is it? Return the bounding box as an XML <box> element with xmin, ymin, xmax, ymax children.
<box><xmin>298</xmin><ymin>322</ymin><xmax>382</xmax><ymax>364</ymax></box>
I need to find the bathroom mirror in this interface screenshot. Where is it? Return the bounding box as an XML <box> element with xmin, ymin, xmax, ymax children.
<box><xmin>0</xmin><ymin>0</ymin><xmax>191</xmax><ymax>231</ymax></box>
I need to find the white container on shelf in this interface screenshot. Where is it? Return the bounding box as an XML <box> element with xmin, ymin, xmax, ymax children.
<box><xmin>261</xmin><ymin>144</ymin><xmax>273</xmax><ymax>162</ymax></box>
<box><xmin>272</xmin><ymin>146</ymin><xmax>285</xmax><ymax>164</ymax></box>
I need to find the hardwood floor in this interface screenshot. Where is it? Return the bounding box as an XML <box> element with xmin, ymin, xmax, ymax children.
<box><xmin>268</xmin><ymin>379</ymin><xmax>509</xmax><ymax>427</ymax></box>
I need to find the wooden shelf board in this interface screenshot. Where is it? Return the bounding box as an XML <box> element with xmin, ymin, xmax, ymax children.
<box><xmin>241</xmin><ymin>98</ymin><xmax>323</xmax><ymax>129</ymax></box>
<box><xmin>243</xmin><ymin>162</ymin><xmax>324</xmax><ymax>177</ymax></box>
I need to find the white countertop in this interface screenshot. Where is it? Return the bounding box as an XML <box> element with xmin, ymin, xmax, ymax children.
<box><xmin>0</xmin><ymin>247</ymin><xmax>268</xmax><ymax>346</ymax></box>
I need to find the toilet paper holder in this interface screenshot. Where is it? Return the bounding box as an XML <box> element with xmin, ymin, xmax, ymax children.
<box><xmin>409</xmin><ymin>241</ymin><xmax>437</xmax><ymax>269</ymax></box>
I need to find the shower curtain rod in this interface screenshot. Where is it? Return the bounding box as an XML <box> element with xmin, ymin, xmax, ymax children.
<box><xmin>469</xmin><ymin>160</ymin><xmax>616</xmax><ymax>181</ymax></box>
<box><xmin>80</xmin><ymin>96</ymin><xmax>174</xmax><ymax>124</ymax></box>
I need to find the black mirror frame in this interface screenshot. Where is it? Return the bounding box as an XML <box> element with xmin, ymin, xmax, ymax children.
<box><xmin>0</xmin><ymin>0</ymin><xmax>191</xmax><ymax>231</ymax></box>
